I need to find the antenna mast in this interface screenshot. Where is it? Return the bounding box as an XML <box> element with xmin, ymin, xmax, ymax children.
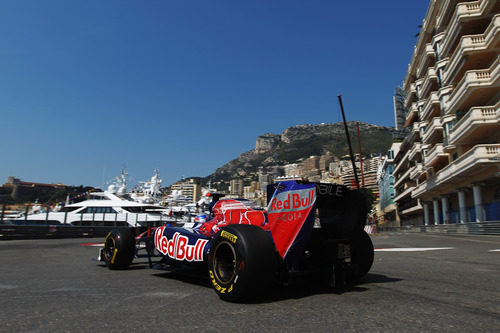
<box><xmin>337</xmin><ymin>95</ymin><xmax>360</xmax><ymax>188</ymax></box>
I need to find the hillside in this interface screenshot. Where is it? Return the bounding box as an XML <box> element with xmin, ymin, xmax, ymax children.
<box><xmin>198</xmin><ymin>121</ymin><xmax>395</xmax><ymax>188</ymax></box>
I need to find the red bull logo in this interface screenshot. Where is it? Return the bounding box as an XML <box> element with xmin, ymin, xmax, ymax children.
<box><xmin>267</xmin><ymin>184</ymin><xmax>316</xmax><ymax>259</ymax></box>
<box><xmin>268</xmin><ymin>188</ymin><xmax>315</xmax><ymax>214</ymax></box>
<box><xmin>154</xmin><ymin>227</ymin><xmax>208</xmax><ymax>262</ymax></box>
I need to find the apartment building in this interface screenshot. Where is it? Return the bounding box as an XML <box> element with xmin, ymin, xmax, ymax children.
<box><xmin>302</xmin><ymin>156</ymin><xmax>320</xmax><ymax>172</ymax></box>
<box><xmin>230</xmin><ymin>179</ymin><xmax>244</xmax><ymax>196</ymax></box>
<box><xmin>396</xmin><ymin>0</ymin><xmax>500</xmax><ymax>225</ymax></box>
<box><xmin>283</xmin><ymin>163</ymin><xmax>303</xmax><ymax>178</ymax></box>
<box><xmin>339</xmin><ymin>156</ymin><xmax>382</xmax><ymax>198</ymax></box>
<box><xmin>377</xmin><ymin>143</ymin><xmax>401</xmax><ymax>225</ymax></box>
<box><xmin>170</xmin><ymin>179</ymin><xmax>202</xmax><ymax>204</ymax></box>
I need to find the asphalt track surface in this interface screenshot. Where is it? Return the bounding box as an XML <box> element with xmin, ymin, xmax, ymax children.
<box><xmin>0</xmin><ymin>233</ymin><xmax>499</xmax><ymax>332</ymax></box>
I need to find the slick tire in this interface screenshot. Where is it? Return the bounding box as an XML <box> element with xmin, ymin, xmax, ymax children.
<box><xmin>349</xmin><ymin>230</ymin><xmax>374</xmax><ymax>280</ymax></box>
<box><xmin>103</xmin><ymin>228</ymin><xmax>136</xmax><ymax>269</ymax></box>
<box><xmin>207</xmin><ymin>224</ymin><xmax>277</xmax><ymax>302</ymax></box>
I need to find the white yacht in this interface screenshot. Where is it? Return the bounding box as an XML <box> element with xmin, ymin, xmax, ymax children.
<box><xmin>128</xmin><ymin>169</ymin><xmax>163</xmax><ymax>204</ymax></box>
<box><xmin>10</xmin><ymin>191</ymin><xmax>172</xmax><ymax>227</ymax></box>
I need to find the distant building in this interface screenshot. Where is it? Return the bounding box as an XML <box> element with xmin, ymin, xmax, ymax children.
<box><xmin>230</xmin><ymin>179</ymin><xmax>244</xmax><ymax>197</ymax></box>
<box><xmin>393</xmin><ymin>87</ymin><xmax>407</xmax><ymax>130</ymax></box>
<box><xmin>4</xmin><ymin>176</ymin><xmax>67</xmax><ymax>189</ymax></box>
<box><xmin>319</xmin><ymin>153</ymin><xmax>334</xmax><ymax>171</ymax></box>
<box><xmin>283</xmin><ymin>163</ymin><xmax>302</xmax><ymax>178</ymax></box>
<box><xmin>1</xmin><ymin>176</ymin><xmax>93</xmax><ymax>204</ymax></box>
<box><xmin>302</xmin><ymin>156</ymin><xmax>320</xmax><ymax>172</ymax></box>
<box><xmin>377</xmin><ymin>143</ymin><xmax>401</xmax><ymax>226</ymax></box>
<box><xmin>170</xmin><ymin>179</ymin><xmax>201</xmax><ymax>203</ymax></box>
<box><xmin>339</xmin><ymin>156</ymin><xmax>382</xmax><ymax>199</ymax></box>
<box><xmin>258</xmin><ymin>168</ymin><xmax>273</xmax><ymax>191</ymax></box>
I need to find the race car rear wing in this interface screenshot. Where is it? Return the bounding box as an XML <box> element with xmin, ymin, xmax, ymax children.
<box><xmin>266</xmin><ymin>180</ymin><xmax>367</xmax><ymax>266</ymax></box>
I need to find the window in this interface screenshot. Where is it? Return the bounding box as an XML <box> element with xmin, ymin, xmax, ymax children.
<box><xmin>60</xmin><ymin>206</ymin><xmax>80</xmax><ymax>212</ymax></box>
<box><xmin>80</xmin><ymin>207</ymin><xmax>117</xmax><ymax>214</ymax></box>
<box><xmin>122</xmin><ymin>206</ymin><xmax>166</xmax><ymax>214</ymax></box>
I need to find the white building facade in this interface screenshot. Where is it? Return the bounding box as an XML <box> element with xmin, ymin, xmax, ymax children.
<box><xmin>396</xmin><ymin>0</ymin><xmax>500</xmax><ymax>225</ymax></box>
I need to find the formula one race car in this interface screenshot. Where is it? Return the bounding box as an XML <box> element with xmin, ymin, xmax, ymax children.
<box><xmin>98</xmin><ymin>180</ymin><xmax>374</xmax><ymax>302</ymax></box>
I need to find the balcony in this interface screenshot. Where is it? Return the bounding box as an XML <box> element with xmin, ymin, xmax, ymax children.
<box><xmin>392</xmin><ymin>148</ymin><xmax>410</xmax><ymax>177</ymax></box>
<box><xmin>447</xmin><ymin>56</ymin><xmax>500</xmax><ymax>116</ymax></box>
<box><xmin>393</xmin><ymin>185</ymin><xmax>414</xmax><ymax>203</ymax></box>
<box><xmin>422</xmin><ymin>117</ymin><xmax>444</xmax><ymax>144</ymax></box>
<box><xmin>410</xmin><ymin>163</ymin><xmax>424</xmax><ymax>180</ymax></box>
<box><xmin>449</xmin><ymin>102</ymin><xmax>500</xmax><ymax>145</ymax></box>
<box><xmin>408</xmin><ymin>142</ymin><xmax>422</xmax><ymax>161</ymax></box>
<box><xmin>404</xmin><ymin>102</ymin><xmax>419</xmax><ymax>126</ymax></box>
<box><xmin>419</xmin><ymin>67</ymin><xmax>438</xmax><ymax>100</ymax></box>
<box><xmin>404</xmin><ymin>122</ymin><xmax>421</xmax><ymax>145</ymax></box>
<box><xmin>404</xmin><ymin>83</ymin><xmax>417</xmax><ymax>109</ymax></box>
<box><xmin>416</xmin><ymin>43</ymin><xmax>436</xmax><ymax>79</ymax></box>
<box><xmin>394</xmin><ymin>166</ymin><xmax>412</xmax><ymax>189</ymax></box>
<box><xmin>439</xmin><ymin>0</ymin><xmax>486</xmax><ymax>58</ymax></box>
<box><xmin>424</xmin><ymin>143</ymin><xmax>448</xmax><ymax>168</ymax></box>
<box><xmin>412</xmin><ymin>122</ymin><xmax>419</xmax><ymax>134</ymax></box>
<box><xmin>443</xmin><ymin>14</ymin><xmax>500</xmax><ymax>86</ymax></box>
<box><xmin>420</xmin><ymin>91</ymin><xmax>440</xmax><ymax>121</ymax></box>
<box><xmin>401</xmin><ymin>201</ymin><xmax>423</xmax><ymax>215</ymax></box>
<box><xmin>412</xmin><ymin>144</ymin><xmax>500</xmax><ymax>198</ymax></box>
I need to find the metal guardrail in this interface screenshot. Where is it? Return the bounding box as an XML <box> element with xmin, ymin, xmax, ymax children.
<box><xmin>467</xmin><ymin>221</ymin><xmax>500</xmax><ymax>236</ymax></box>
<box><xmin>379</xmin><ymin>221</ymin><xmax>500</xmax><ymax>236</ymax></box>
<box><xmin>3</xmin><ymin>220</ymin><xmax>500</xmax><ymax>240</ymax></box>
<box><xmin>0</xmin><ymin>211</ymin><xmax>178</xmax><ymax>227</ymax></box>
<box><xmin>0</xmin><ymin>225</ymin><xmax>129</xmax><ymax>240</ymax></box>
<box><xmin>0</xmin><ymin>219</ymin><xmax>175</xmax><ymax>240</ymax></box>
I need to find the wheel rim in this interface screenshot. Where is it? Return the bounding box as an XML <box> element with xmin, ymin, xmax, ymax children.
<box><xmin>104</xmin><ymin>237</ymin><xmax>116</xmax><ymax>261</ymax></box>
<box><xmin>213</xmin><ymin>241</ymin><xmax>236</xmax><ymax>284</ymax></box>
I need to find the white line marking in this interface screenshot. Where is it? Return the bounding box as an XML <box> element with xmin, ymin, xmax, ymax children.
<box><xmin>375</xmin><ymin>247</ymin><xmax>455</xmax><ymax>252</ymax></box>
<box><xmin>488</xmin><ymin>249</ymin><xmax>500</xmax><ymax>252</ymax></box>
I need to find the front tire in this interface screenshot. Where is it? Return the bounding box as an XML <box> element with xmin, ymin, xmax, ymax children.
<box><xmin>103</xmin><ymin>228</ymin><xmax>136</xmax><ymax>269</ymax></box>
<box><xmin>207</xmin><ymin>224</ymin><xmax>277</xmax><ymax>302</ymax></box>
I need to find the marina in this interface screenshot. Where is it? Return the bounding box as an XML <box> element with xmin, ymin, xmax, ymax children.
<box><xmin>1</xmin><ymin>170</ymin><xmax>217</xmax><ymax>231</ymax></box>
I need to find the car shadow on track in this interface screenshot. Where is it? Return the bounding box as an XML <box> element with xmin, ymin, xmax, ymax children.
<box><xmin>150</xmin><ymin>269</ymin><xmax>403</xmax><ymax>304</ymax></box>
<box><xmin>365</xmin><ymin>273</ymin><xmax>403</xmax><ymax>284</ymax></box>
<box><xmin>152</xmin><ymin>269</ymin><xmax>212</xmax><ymax>288</ymax></box>
<box><xmin>257</xmin><ymin>273</ymin><xmax>403</xmax><ymax>303</ymax></box>
<box><xmin>95</xmin><ymin>261</ymin><xmax>154</xmax><ymax>270</ymax></box>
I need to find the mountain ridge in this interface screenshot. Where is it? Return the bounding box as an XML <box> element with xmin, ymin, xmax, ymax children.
<box><xmin>193</xmin><ymin>121</ymin><xmax>396</xmax><ymax>187</ymax></box>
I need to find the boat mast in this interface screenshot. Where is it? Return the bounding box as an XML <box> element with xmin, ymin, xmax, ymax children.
<box><xmin>356</xmin><ymin>122</ymin><xmax>365</xmax><ymax>187</ymax></box>
<box><xmin>337</xmin><ymin>95</ymin><xmax>360</xmax><ymax>188</ymax></box>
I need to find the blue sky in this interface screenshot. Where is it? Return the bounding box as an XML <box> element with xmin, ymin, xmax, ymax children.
<box><xmin>0</xmin><ymin>0</ymin><xmax>429</xmax><ymax>188</ymax></box>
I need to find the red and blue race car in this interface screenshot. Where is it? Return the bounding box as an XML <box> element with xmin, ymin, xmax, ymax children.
<box><xmin>99</xmin><ymin>180</ymin><xmax>374</xmax><ymax>302</ymax></box>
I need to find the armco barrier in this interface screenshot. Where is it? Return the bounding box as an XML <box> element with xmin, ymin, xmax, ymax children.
<box><xmin>0</xmin><ymin>225</ymin><xmax>130</xmax><ymax>240</ymax></box>
<box><xmin>379</xmin><ymin>221</ymin><xmax>500</xmax><ymax>236</ymax></box>
<box><xmin>3</xmin><ymin>221</ymin><xmax>500</xmax><ymax>240</ymax></box>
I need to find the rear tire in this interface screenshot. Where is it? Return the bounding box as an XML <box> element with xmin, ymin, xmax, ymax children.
<box><xmin>207</xmin><ymin>224</ymin><xmax>277</xmax><ymax>302</ymax></box>
<box><xmin>349</xmin><ymin>230</ymin><xmax>374</xmax><ymax>280</ymax></box>
<box><xmin>103</xmin><ymin>228</ymin><xmax>136</xmax><ymax>269</ymax></box>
